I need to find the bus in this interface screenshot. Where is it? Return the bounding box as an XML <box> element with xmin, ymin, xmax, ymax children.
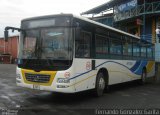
<box><xmin>5</xmin><ymin>14</ymin><xmax>155</xmax><ymax>97</ymax></box>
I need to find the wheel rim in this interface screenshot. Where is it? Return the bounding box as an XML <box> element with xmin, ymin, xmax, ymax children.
<box><xmin>142</xmin><ymin>70</ymin><xmax>146</xmax><ymax>82</ymax></box>
<box><xmin>96</xmin><ymin>73</ymin><xmax>106</xmax><ymax>96</ymax></box>
<box><xmin>98</xmin><ymin>77</ymin><xmax>105</xmax><ymax>90</ymax></box>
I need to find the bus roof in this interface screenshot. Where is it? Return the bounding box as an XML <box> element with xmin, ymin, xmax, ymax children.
<box><xmin>22</xmin><ymin>14</ymin><xmax>140</xmax><ymax>39</ymax></box>
<box><xmin>73</xmin><ymin>15</ymin><xmax>140</xmax><ymax>39</ymax></box>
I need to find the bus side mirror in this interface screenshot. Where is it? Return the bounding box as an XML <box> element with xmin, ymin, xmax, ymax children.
<box><xmin>4</xmin><ymin>30</ymin><xmax>9</xmax><ymax>42</ymax></box>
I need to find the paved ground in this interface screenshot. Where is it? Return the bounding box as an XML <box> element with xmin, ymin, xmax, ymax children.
<box><xmin>0</xmin><ymin>64</ymin><xmax>160</xmax><ymax>115</ymax></box>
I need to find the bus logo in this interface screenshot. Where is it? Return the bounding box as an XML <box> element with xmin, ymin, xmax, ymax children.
<box><xmin>86</xmin><ymin>61</ymin><xmax>91</xmax><ymax>70</ymax></box>
<box><xmin>34</xmin><ymin>75</ymin><xmax>39</xmax><ymax>82</ymax></box>
<box><xmin>64</xmin><ymin>72</ymin><xmax>70</xmax><ymax>78</ymax></box>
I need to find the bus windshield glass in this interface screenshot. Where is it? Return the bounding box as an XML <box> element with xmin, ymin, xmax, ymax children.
<box><xmin>19</xmin><ymin>28</ymin><xmax>71</xmax><ymax>60</ymax></box>
<box><xmin>18</xmin><ymin>17</ymin><xmax>73</xmax><ymax>71</ymax></box>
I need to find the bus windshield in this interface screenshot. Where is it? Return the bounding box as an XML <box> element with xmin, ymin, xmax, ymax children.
<box><xmin>19</xmin><ymin>28</ymin><xmax>72</xmax><ymax>60</ymax></box>
<box><xmin>18</xmin><ymin>17</ymin><xmax>73</xmax><ymax>71</ymax></box>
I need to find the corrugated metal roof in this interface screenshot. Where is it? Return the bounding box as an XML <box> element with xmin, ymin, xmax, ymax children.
<box><xmin>73</xmin><ymin>14</ymin><xmax>140</xmax><ymax>39</ymax></box>
<box><xmin>81</xmin><ymin>0</ymin><xmax>126</xmax><ymax>15</ymax></box>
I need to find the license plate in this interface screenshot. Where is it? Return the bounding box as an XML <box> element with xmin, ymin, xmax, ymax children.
<box><xmin>33</xmin><ymin>84</ymin><xmax>40</xmax><ymax>90</ymax></box>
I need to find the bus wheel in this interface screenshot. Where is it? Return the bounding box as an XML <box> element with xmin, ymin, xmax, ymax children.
<box><xmin>94</xmin><ymin>72</ymin><xmax>105</xmax><ymax>97</ymax></box>
<box><xmin>141</xmin><ymin>69</ymin><xmax>147</xmax><ymax>84</ymax></box>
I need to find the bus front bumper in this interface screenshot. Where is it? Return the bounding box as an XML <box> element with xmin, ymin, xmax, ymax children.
<box><xmin>16</xmin><ymin>79</ymin><xmax>76</xmax><ymax>93</ymax></box>
<box><xmin>16</xmin><ymin>68</ymin><xmax>76</xmax><ymax>93</ymax></box>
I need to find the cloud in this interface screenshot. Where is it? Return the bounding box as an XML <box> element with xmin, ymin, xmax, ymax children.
<box><xmin>0</xmin><ymin>0</ymin><xmax>107</xmax><ymax>37</ymax></box>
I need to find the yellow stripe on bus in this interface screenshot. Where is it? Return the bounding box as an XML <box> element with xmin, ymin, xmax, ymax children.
<box><xmin>69</xmin><ymin>70</ymin><xmax>138</xmax><ymax>87</ymax></box>
<box><xmin>146</xmin><ymin>61</ymin><xmax>155</xmax><ymax>73</ymax></box>
<box><xmin>69</xmin><ymin>74</ymin><xmax>96</xmax><ymax>87</ymax></box>
<box><xmin>109</xmin><ymin>71</ymin><xmax>138</xmax><ymax>78</ymax></box>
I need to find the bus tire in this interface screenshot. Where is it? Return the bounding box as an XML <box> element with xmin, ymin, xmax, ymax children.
<box><xmin>94</xmin><ymin>72</ymin><xmax>106</xmax><ymax>97</ymax></box>
<box><xmin>140</xmin><ymin>68</ymin><xmax>147</xmax><ymax>85</ymax></box>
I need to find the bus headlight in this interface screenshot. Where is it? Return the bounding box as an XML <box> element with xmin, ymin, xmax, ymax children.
<box><xmin>16</xmin><ymin>79</ymin><xmax>21</xmax><ymax>83</ymax></box>
<box><xmin>16</xmin><ymin>74</ymin><xmax>21</xmax><ymax>79</ymax></box>
<box><xmin>57</xmin><ymin>78</ymin><xmax>70</xmax><ymax>83</ymax></box>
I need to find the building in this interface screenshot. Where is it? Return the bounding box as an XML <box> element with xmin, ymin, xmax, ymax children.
<box><xmin>0</xmin><ymin>36</ymin><xmax>19</xmax><ymax>63</ymax></box>
<box><xmin>82</xmin><ymin>0</ymin><xmax>160</xmax><ymax>43</ymax></box>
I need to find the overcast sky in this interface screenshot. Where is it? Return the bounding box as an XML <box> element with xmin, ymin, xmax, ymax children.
<box><xmin>0</xmin><ymin>0</ymin><xmax>108</xmax><ymax>37</ymax></box>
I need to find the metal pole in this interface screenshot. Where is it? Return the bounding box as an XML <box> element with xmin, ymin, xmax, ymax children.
<box><xmin>143</xmin><ymin>0</ymin><xmax>146</xmax><ymax>40</ymax></box>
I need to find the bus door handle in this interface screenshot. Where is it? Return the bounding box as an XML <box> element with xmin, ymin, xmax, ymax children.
<box><xmin>92</xmin><ymin>60</ymin><xmax>96</xmax><ymax>70</ymax></box>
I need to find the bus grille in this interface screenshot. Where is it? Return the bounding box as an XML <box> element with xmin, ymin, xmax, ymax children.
<box><xmin>25</xmin><ymin>73</ymin><xmax>50</xmax><ymax>83</ymax></box>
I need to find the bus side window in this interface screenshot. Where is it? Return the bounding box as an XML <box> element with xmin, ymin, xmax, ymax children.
<box><xmin>141</xmin><ymin>46</ymin><xmax>147</xmax><ymax>58</ymax></box>
<box><xmin>147</xmin><ymin>45</ymin><xmax>152</xmax><ymax>59</ymax></box>
<box><xmin>122</xmin><ymin>36</ymin><xmax>132</xmax><ymax>58</ymax></box>
<box><xmin>75</xmin><ymin>31</ymin><xmax>91</xmax><ymax>58</ymax></box>
<box><xmin>110</xmin><ymin>39</ymin><xmax>122</xmax><ymax>55</ymax></box>
<box><xmin>95</xmin><ymin>34</ymin><xmax>109</xmax><ymax>58</ymax></box>
<box><xmin>133</xmin><ymin>39</ymin><xmax>140</xmax><ymax>57</ymax></box>
<box><xmin>152</xmin><ymin>45</ymin><xmax>155</xmax><ymax>59</ymax></box>
<box><xmin>109</xmin><ymin>32</ymin><xmax>122</xmax><ymax>58</ymax></box>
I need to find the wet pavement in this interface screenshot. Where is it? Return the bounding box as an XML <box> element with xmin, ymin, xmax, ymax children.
<box><xmin>0</xmin><ymin>64</ymin><xmax>160</xmax><ymax>115</ymax></box>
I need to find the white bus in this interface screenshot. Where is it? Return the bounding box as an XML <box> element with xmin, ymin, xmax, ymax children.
<box><xmin>5</xmin><ymin>14</ymin><xmax>155</xmax><ymax>96</ymax></box>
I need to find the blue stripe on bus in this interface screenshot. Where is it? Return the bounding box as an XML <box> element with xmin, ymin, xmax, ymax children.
<box><xmin>95</xmin><ymin>61</ymin><xmax>131</xmax><ymax>70</ymax></box>
<box><xmin>134</xmin><ymin>61</ymin><xmax>147</xmax><ymax>75</ymax></box>
<box><xmin>69</xmin><ymin>60</ymin><xmax>147</xmax><ymax>80</ymax></box>
<box><xmin>130</xmin><ymin>61</ymin><xmax>141</xmax><ymax>72</ymax></box>
<box><xmin>69</xmin><ymin>61</ymin><xmax>131</xmax><ymax>80</ymax></box>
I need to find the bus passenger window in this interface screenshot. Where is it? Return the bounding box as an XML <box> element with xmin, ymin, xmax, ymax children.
<box><xmin>152</xmin><ymin>45</ymin><xmax>155</xmax><ymax>59</ymax></box>
<box><xmin>75</xmin><ymin>31</ymin><xmax>91</xmax><ymax>58</ymax></box>
<box><xmin>133</xmin><ymin>43</ymin><xmax>140</xmax><ymax>57</ymax></box>
<box><xmin>95</xmin><ymin>34</ymin><xmax>109</xmax><ymax>58</ymax></box>
<box><xmin>141</xmin><ymin>46</ymin><xmax>147</xmax><ymax>57</ymax></box>
<box><xmin>147</xmin><ymin>46</ymin><xmax>152</xmax><ymax>58</ymax></box>
<box><xmin>122</xmin><ymin>36</ymin><xmax>132</xmax><ymax>57</ymax></box>
<box><xmin>141</xmin><ymin>41</ymin><xmax>149</xmax><ymax>58</ymax></box>
<box><xmin>110</xmin><ymin>39</ymin><xmax>122</xmax><ymax>55</ymax></box>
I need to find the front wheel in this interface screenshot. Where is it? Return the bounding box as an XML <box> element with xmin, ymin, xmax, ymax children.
<box><xmin>94</xmin><ymin>72</ymin><xmax>106</xmax><ymax>97</ymax></box>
